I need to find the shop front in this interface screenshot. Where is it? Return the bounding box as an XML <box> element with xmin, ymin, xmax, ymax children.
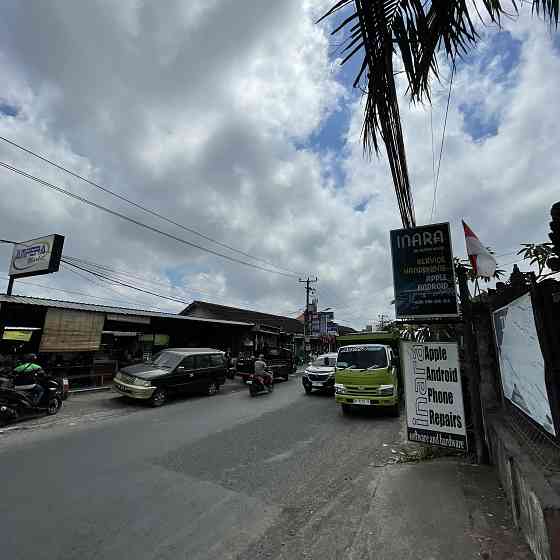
<box><xmin>0</xmin><ymin>295</ymin><xmax>254</xmax><ymax>390</ymax></box>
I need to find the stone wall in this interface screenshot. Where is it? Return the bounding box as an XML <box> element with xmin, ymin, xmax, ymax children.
<box><xmin>486</xmin><ymin>414</ymin><xmax>560</xmax><ymax>560</ymax></box>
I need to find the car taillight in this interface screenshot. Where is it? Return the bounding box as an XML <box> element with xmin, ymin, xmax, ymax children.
<box><xmin>63</xmin><ymin>378</ymin><xmax>69</xmax><ymax>389</ymax></box>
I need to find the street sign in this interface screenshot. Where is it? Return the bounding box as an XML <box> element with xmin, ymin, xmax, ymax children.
<box><xmin>390</xmin><ymin>222</ymin><xmax>458</xmax><ymax>319</ymax></box>
<box><xmin>401</xmin><ymin>341</ymin><xmax>467</xmax><ymax>451</ymax></box>
<box><xmin>9</xmin><ymin>234</ymin><xmax>65</xmax><ymax>279</ymax></box>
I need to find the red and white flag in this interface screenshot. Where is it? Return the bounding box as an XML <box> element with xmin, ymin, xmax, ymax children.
<box><xmin>462</xmin><ymin>221</ymin><xmax>497</xmax><ymax>278</ymax></box>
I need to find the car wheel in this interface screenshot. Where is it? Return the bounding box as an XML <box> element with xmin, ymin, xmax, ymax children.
<box><xmin>341</xmin><ymin>404</ymin><xmax>352</xmax><ymax>415</ymax></box>
<box><xmin>304</xmin><ymin>386</ymin><xmax>312</xmax><ymax>395</ymax></box>
<box><xmin>207</xmin><ymin>382</ymin><xmax>218</xmax><ymax>396</ymax></box>
<box><xmin>150</xmin><ymin>388</ymin><xmax>166</xmax><ymax>407</ymax></box>
<box><xmin>47</xmin><ymin>397</ymin><xmax>62</xmax><ymax>415</ymax></box>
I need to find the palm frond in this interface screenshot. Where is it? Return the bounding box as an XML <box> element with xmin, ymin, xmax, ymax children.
<box><xmin>320</xmin><ymin>0</ymin><xmax>559</xmax><ymax>228</ymax></box>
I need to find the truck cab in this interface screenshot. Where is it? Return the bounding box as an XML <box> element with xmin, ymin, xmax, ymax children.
<box><xmin>334</xmin><ymin>333</ymin><xmax>400</xmax><ymax>415</ymax></box>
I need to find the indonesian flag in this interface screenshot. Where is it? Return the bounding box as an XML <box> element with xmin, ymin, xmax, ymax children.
<box><xmin>462</xmin><ymin>221</ymin><xmax>497</xmax><ymax>278</ymax></box>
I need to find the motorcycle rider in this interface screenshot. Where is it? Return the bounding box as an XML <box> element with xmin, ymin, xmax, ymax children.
<box><xmin>254</xmin><ymin>354</ymin><xmax>273</xmax><ymax>387</ymax></box>
<box><xmin>14</xmin><ymin>354</ymin><xmax>45</xmax><ymax>405</ymax></box>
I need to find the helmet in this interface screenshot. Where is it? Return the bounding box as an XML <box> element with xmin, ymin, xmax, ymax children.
<box><xmin>25</xmin><ymin>353</ymin><xmax>38</xmax><ymax>362</ymax></box>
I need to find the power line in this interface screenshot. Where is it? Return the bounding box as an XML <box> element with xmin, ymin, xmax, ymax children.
<box><xmin>0</xmin><ymin>274</ymin><xmax>168</xmax><ymax>310</ymax></box>
<box><xmin>0</xmin><ymin>135</ymin><xmax>302</xmax><ymax>276</ymax></box>
<box><xmin>63</xmin><ymin>255</ymin><xmax>281</xmax><ymax>311</ymax></box>
<box><xmin>430</xmin><ymin>64</ymin><xmax>455</xmax><ymax>222</ymax></box>
<box><xmin>62</xmin><ymin>259</ymin><xmax>192</xmax><ymax>305</ymax></box>
<box><xmin>0</xmin><ymin>160</ymin><xmax>297</xmax><ymax>279</ymax></box>
<box><xmin>61</xmin><ymin>264</ymin><xmax>163</xmax><ymax>308</ymax></box>
<box><xmin>429</xmin><ymin>105</ymin><xmax>436</xmax><ymax>223</ymax></box>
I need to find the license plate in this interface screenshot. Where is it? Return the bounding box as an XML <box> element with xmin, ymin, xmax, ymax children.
<box><xmin>353</xmin><ymin>399</ymin><xmax>371</xmax><ymax>405</ymax></box>
<box><xmin>246</xmin><ymin>381</ymin><xmax>253</xmax><ymax>385</ymax></box>
<box><xmin>312</xmin><ymin>382</ymin><xmax>323</xmax><ymax>387</ymax></box>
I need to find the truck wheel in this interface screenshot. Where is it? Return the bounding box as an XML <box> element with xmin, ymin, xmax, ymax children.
<box><xmin>388</xmin><ymin>404</ymin><xmax>400</xmax><ymax>417</ymax></box>
<box><xmin>341</xmin><ymin>404</ymin><xmax>352</xmax><ymax>415</ymax></box>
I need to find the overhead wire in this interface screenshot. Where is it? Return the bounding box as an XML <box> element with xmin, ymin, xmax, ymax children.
<box><xmin>0</xmin><ymin>135</ymin><xmax>303</xmax><ymax>276</ymax></box>
<box><xmin>0</xmin><ymin>274</ymin><xmax>168</xmax><ymax>310</ymax></box>
<box><xmin>430</xmin><ymin>64</ymin><xmax>455</xmax><ymax>222</ymax></box>
<box><xmin>61</xmin><ymin>263</ymin><xmax>166</xmax><ymax>309</ymax></box>
<box><xmin>62</xmin><ymin>259</ymin><xmax>192</xmax><ymax>305</ymax></box>
<box><xmin>0</xmin><ymin>160</ymin><xmax>298</xmax><ymax>279</ymax></box>
<box><xmin>63</xmin><ymin>255</ymin><xmax>284</xmax><ymax>312</ymax></box>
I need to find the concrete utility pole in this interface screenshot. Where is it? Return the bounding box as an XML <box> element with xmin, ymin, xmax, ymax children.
<box><xmin>299</xmin><ymin>277</ymin><xmax>317</xmax><ymax>361</ymax></box>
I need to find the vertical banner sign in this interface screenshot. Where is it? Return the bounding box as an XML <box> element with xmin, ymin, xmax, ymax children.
<box><xmin>402</xmin><ymin>341</ymin><xmax>467</xmax><ymax>451</ymax></box>
<box><xmin>390</xmin><ymin>223</ymin><xmax>458</xmax><ymax>319</ymax></box>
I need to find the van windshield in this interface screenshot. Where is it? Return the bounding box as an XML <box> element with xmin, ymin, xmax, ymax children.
<box><xmin>337</xmin><ymin>348</ymin><xmax>387</xmax><ymax>370</ymax></box>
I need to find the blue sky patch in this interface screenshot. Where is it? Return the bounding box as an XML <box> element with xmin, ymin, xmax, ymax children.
<box><xmin>0</xmin><ymin>102</ymin><xmax>18</xmax><ymax>117</ymax></box>
<box><xmin>353</xmin><ymin>198</ymin><xmax>370</xmax><ymax>213</ymax></box>
<box><xmin>459</xmin><ymin>101</ymin><xmax>500</xmax><ymax>141</ymax></box>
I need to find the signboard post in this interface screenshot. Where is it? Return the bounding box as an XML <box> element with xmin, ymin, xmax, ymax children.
<box><xmin>7</xmin><ymin>234</ymin><xmax>65</xmax><ymax>295</ymax></box>
<box><xmin>402</xmin><ymin>341</ymin><xmax>467</xmax><ymax>451</ymax></box>
<box><xmin>390</xmin><ymin>223</ymin><xmax>458</xmax><ymax>319</ymax></box>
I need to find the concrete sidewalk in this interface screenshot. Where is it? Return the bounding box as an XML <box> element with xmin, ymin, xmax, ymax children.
<box><xmin>350</xmin><ymin>456</ymin><xmax>533</xmax><ymax>560</ymax></box>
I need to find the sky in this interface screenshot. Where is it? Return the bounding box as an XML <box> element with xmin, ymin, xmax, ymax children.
<box><xmin>0</xmin><ymin>1</ymin><xmax>558</xmax><ymax>330</ymax></box>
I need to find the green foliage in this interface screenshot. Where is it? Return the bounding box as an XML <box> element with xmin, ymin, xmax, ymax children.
<box><xmin>453</xmin><ymin>253</ymin><xmax>505</xmax><ymax>283</ymax></box>
<box><xmin>320</xmin><ymin>1</ymin><xmax>559</xmax><ymax>227</ymax></box>
<box><xmin>517</xmin><ymin>242</ymin><xmax>554</xmax><ymax>278</ymax></box>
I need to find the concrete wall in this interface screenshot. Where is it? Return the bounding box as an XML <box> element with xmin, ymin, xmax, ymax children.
<box><xmin>487</xmin><ymin>414</ymin><xmax>560</xmax><ymax>560</ymax></box>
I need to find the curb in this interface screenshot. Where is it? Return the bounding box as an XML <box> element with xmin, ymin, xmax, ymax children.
<box><xmin>69</xmin><ymin>386</ymin><xmax>113</xmax><ymax>395</ymax></box>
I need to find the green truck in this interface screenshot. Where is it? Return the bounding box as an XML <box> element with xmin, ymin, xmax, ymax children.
<box><xmin>334</xmin><ymin>331</ymin><xmax>401</xmax><ymax>415</ymax></box>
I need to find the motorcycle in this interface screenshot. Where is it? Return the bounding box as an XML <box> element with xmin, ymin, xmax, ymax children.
<box><xmin>0</xmin><ymin>372</ymin><xmax>63</xmax><ymax>425</ymax></box>
<box><xmin>246</xmin><ymin>371</ymin><xmax>274</xmax><ymax>397</ymax></box>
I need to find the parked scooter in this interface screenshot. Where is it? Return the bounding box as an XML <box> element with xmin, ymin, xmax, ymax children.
<box><xmin>0</xmin><ymin>372</ymin><xmax>63</xmax><ymax>425</ymax></box>
<box><xmin>246</xmin><ymin>371</ymin><xmax>274</xmax><ymax>397</ymax></box>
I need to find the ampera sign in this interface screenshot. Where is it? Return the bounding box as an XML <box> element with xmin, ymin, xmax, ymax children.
<box><xmin>8</xmin><ymin>234</ymin><xmax>65</xmax><ymax>280</ymax></box>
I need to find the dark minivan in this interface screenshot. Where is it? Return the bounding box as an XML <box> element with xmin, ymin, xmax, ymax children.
<box><xmin>114</xmin><ymin>348</ymin><xmax>226</xmax><ymax>407</ymax></box>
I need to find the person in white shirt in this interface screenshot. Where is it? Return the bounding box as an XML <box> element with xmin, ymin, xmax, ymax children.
<box><xmin>254</xmin><ymin>354</ymin><xmax>273</xmax><ymax>386</ymax></box>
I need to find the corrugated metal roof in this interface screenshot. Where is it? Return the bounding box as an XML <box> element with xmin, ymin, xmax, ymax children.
<box><xmin>0</xmin><ymin>294</ymin><xmax>254</xmax><ymax>327</ymax></box>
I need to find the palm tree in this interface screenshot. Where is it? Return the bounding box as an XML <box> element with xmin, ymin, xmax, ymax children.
<box><xmin>319</xmin><ymin>1</ymin><xmax>559</xmax><ymax>228</ymax></box>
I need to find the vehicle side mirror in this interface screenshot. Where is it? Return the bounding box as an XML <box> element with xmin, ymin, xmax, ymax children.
<box><xmin>391</xmin><ymin>356</ymin><xmax>399</xmax><ymax>367</ymax></box>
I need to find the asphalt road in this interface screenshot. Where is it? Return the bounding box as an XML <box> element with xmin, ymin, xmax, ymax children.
<box><xmin>0</xmin><ymin>377</ymin><xmax>530</xmax><ymax>560</ymax></box>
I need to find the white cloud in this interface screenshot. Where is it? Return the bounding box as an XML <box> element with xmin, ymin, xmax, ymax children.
<box><xmin>0</xmin><ymin>2</ymin><xmax>558</xmax><ymax>330</ymax></box>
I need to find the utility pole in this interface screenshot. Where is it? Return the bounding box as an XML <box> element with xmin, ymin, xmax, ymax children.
<box><xmin>377</xmin><ymin>313</ymin><xmax>389</xmax><ymax>330</ymax></box>
<box><xmin>299</xmin><ymin>277</ymin><xmax>317</xmax><ymax>361</ymax></box>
